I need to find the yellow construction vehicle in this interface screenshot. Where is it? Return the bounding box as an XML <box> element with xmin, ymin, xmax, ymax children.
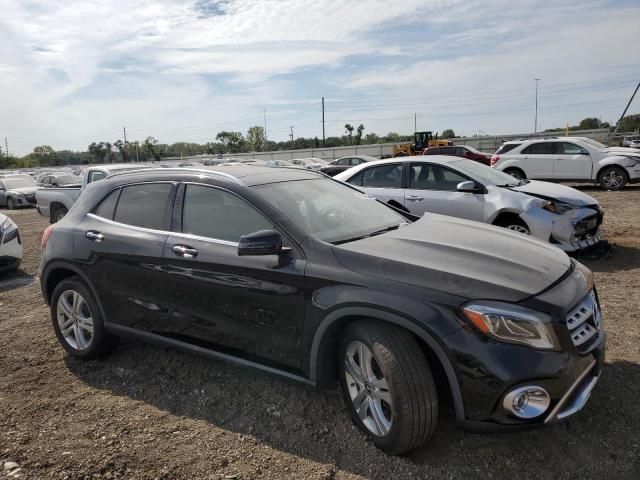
<box><xmin>392</xmin><ymin>131</ymin><xmax>453</xmax><ymax>157</ymax></box>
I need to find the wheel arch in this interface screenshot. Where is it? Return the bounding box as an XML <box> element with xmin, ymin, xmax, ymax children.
<box><xmin>49</xmin><ymin>201</ymin><xmax>68</xmax><ymax>223</ymax></box>
<box><xmin>309</xmin><ymin>306</ymin><xmax>465</xmax><ymax>420</ymax></box>
<box><xmin>490</xmin><ymin>209</ymin><xmax>526</xmax><ymax>226</ymax></box>
<box><xmin>595</xmin><ymin>161</ymin><xmax>631</xmax><ymax>181</ymax></box>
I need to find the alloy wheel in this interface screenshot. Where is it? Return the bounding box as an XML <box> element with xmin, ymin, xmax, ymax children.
<box><xmin>56</xmin><ymin>290</ymin><xmax>94</xmax><ymax>350</ymax></box>
<box><xmin>344</xmin><ymin>341</ymin><xmax>393</xmax><ymax>437</ymax></box>
<box><xmin>602</xmin><ymin>170</ymin><xmax>624</xmax><ymax>189</ymax></box>
<box><xmin>506</xmin><ymin>224</ymin><xmax>530</xmax><ymax>234</ymax></box>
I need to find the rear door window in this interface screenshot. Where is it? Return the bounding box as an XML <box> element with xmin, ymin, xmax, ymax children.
<box><xmin>360</xmin><ymin>164</ymin><xmax>403</xmax><ymax>188</ymax></box>
<box><xmin>522</xmin><ymin>142</ymin><xmax>554</xmax><ymax>154</ymax></box>
<box><xmin>182</xmin><ymin>185</ymin><xmax>273</xmax><ymax>243</ymax></box>
<box><xmin>113</xmin><ymin>183</ymin><xmax>173</xmax><ymax>230</ymax></box>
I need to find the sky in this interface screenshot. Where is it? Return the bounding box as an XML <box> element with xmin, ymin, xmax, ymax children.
<box><xmin>1</xmin><ymin>0</ymin><xmax>639</xmax><ymax>155</ymax></box>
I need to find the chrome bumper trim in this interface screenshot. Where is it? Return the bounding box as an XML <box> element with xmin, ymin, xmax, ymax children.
<box><xmin>544</xmin><ymin>359</ymin><xmax>597</xmax><ymax>424</ymax></box>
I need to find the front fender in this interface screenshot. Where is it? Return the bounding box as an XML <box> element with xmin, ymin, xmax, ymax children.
<box><xmin>308</xmin><ymin>302</ymin><xmax>466</xmax><ymax>420</ymax></box>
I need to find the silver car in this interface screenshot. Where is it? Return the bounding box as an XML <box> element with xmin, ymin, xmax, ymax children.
<box><xmin>0</xmin><ymin>213</ymin><xmax>22</xmax><ymax>273</ymax></box>
<box><xmin>334</xmin><ymin>156</ymin><xmax>604</xmax><ymax>252</ymax></box>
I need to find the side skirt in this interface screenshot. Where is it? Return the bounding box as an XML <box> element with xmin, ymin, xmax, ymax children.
<box><xmin>105</xmin><ymin>323</ymin><xmax>315</xmax><ymax>387</ymax></box>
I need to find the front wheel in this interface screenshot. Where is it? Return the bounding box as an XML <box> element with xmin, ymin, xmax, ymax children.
<box><xmin>598</xmin><ymin>166</ymin><xmax>627</xmax><ymax>191</ymax></box>
<box><xmin>339</xmin><ymin>321</ymin><xmax>438</xmax><ymax>455</ymax></box>
<box><xmin>495</xmin><ymin>215</ymin><xmax>531</xmax><ymax>235</ymax></box>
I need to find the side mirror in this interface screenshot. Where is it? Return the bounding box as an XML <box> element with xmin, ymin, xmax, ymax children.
<box><xmin>457</xmin><ymin>180</ymin><xmax>481</xmax><ymax>193</ymax></box>
<box><xmin>238</xmin><ymin>230</ymin><xmax>283</xmax><ymax>256</ymax></box>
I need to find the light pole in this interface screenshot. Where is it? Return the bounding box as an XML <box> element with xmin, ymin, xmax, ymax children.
<box><xmin>534</xmin><ymin>78</ymin><xmax>540</xmax><ymax>134</ymax></box>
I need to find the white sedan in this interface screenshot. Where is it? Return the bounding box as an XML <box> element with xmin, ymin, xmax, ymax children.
<box><xmin>334</xmin><ymin>156</ymin><xmax>604</xmax><ymax>252</ymax></box>
<box><xmin>0</xmin><ymin>213</ymin><xmax>23</xmax><ymax>273</ymax></box>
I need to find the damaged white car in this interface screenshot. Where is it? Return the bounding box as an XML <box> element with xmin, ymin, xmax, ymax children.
<box><xmin>0</xmin><ymin>213</ymin><xmax>23</xmax><ymax>273</ymax></box>
<box><xmin>334</xmin><ymin>156</ymin><xmax>603</xmax><ymax>252</ymax></box>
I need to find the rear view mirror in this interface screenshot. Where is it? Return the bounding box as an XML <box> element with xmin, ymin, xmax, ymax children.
<box><xmin>238</xmin><ymin>230</ymin><xmax>283</xmax><ymax>256</ymax></box>
<box><xmin>457</xmin><ymin>180</ymin><xmax>480</xmax><ymax>193</ymax></box>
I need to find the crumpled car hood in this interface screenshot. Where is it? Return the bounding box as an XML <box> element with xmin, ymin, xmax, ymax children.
<box><xmin>333</xmin><ymin>213</ymin><xmax>571</xmax><ymax>302</ymax></box>
<box><xmin>510</xmin><ymin>180</ymin><xmax>598</xmax><ymax>206</ymax></box>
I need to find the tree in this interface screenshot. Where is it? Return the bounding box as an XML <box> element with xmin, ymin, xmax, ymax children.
<box><xmin>143</xmin><ymin>136</ymin><xmax>162</xmax><ymax>161</ymax></box>
<box><xmin>441</xmin><ymin>129</ymin><xmax>456</xmax><ymax>139</ymax></box>
<box><xmin>246</xmin><ymin>126</ymin><xmax>266</xmax><ymax>152</ymax></box>
<box><xmin>363</xmin><ymin>133</ymin><xmax>380</xmax><ymax>144</ymax></box>
<box><xmin>578</xmin><ymin>117</ymin><xmax>600</xmax><ymax>130</ymax></box>
<box><xmin>33</xmin><ymin>145</ymin><xmax>57</xmax><ymax>166</ymax></box>
<box><xmin>355</xmin><ymin>124</ymin><xmax>365</xmax><ymax>145</ymax></box>
<box><xmin>344</xmin><ymin>124</ymin><xmax>354</xmax><ymax>144</ymax></box>
<box><xmin>88</xmin><ymin>142</ymin><xmax>108</xmax><ymax>163</ymax></box>
<box><xmin>216</xmin><ymin>131</ymin><xmax>245</xmax><ymax>153</ymax></box>
<box><xmin>114</xmin><ymin>139</ymin><xmax>129</xmax><ymax>162</ymax></box>
<box><xmin>617</xmin><ymin>113</ymin><xmax>640</xmax><ymax>132</ymax></box>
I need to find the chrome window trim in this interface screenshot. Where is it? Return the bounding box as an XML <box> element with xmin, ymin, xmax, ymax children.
<box><xmin>168</xmin><ymin>231</ymin><xmax>239</xmax><ymax>247</ymax></box>
<box><xmin>86</xmin><ymin>213</ymin><xmax>169</xmax><ymax>236</ymax></box>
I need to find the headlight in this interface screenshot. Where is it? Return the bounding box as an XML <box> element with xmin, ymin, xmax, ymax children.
<box><xmin>542</xmin><ymin>201</ymin><xmax>574</xmax><ymax>215</ymax></box>
<box><xmin>461</xmin><ymin>302</ymin><xmax>559</xmax><ymax>350</ymax></box>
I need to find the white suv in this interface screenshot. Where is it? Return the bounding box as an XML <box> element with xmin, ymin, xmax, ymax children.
<box><xmin>491</xmin><ymin>137</ymin><xmax>640</xmax><ymax>190</ymax></box>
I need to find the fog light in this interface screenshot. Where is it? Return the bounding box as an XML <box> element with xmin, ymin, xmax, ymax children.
<box><xmin>503</xmin><ymin>386</ymin><xmax>550</xmax><ymax>419</ymax></box>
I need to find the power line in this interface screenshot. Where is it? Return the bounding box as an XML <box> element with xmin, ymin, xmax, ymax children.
<box><xmin>614</xmin><ymin>80</ymin><xmax>640</xmax><ymax>133</ymax></box>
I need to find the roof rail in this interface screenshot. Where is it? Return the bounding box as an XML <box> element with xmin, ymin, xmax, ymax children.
<box><xmin>106</xmin><ymin>166</ymin><xmax>245</xmax><ymax>185</ymax></box>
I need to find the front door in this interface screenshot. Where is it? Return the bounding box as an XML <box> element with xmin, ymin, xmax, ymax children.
<box><xmin>162</xmin><ymin>183</ymin><xmax>306</xmax><ymax>370</ymax></box>
<box><xmin>553</xmin><ymin>142</ymin><xmax>593</xmax><ymax>180</ymax></box>
<box><xmin>404</xmin><ymin>162</ymin><xmax>485</xmax><ymax>220</ymax></box>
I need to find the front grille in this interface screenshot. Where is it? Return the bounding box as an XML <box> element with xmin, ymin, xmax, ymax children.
<box><xmin>565</xmin><ymin>291</ymin><xmax>602</xmax><ymax>353</ymax></box>
<box><xmin>25</xmin><ymin>194</ymin><xmax>36</xmax><ymax>204</ymax></box>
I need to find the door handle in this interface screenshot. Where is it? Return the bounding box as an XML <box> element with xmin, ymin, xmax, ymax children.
<box><xmin>85</xmin><ymin>231</ymin><xmax>104</xmax><ymax>242</ymax></box>
<box><xmin>406</xmin><ymin>196</ymin><xmax>424</xmax><ymax>202</ymax></box>
<box><xmin>172</xmin><ymin>244</ymin><xmax>198</xmax><ymax>259</ymax></box>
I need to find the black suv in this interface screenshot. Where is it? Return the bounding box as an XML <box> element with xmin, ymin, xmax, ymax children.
<box><xmin>40</xmin><ymin>166</ymin><xmax>606</xmax><ymax>454</ymax></box>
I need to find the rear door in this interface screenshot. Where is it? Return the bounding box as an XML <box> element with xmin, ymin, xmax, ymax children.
<box><xmin>404</xmin><ymin>162</ymin><xmax>485</xmax><ymax>220</ymax></box>
<box><xmin>520</xmin><ymin>142</ymin><xmax>555</xmax><ymax>179</ymax></box>
<box><xmin>73</xmin><ymin>182</ymin><xmax>176</xmax><ymax>332</ymax></box>
<box><xmin>346</xmin><ymin>163</ymin><xmax>405</xmax><ymax>208</ymax></box>
<box><xmin>552</xmin><ymin>142</ymin><xmax>592</xmax><ymax>180</ymax></box>
<box><xmin>162</xmin><ymin>183</ymin><xmax>306</xmax><ymax>369</ymax></box>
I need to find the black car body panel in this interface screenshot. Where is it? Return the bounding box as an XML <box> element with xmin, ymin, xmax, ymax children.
<box><xmin>40</xmin><ymin>166</ymin><xmax>605</xmax><ymax>431</ymax></box>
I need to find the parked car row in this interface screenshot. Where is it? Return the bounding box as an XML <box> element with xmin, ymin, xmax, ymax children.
<box><xmin>37</xmin><ymin>162</ymin><xmax>605</xmax><ymax>456</ymax></box>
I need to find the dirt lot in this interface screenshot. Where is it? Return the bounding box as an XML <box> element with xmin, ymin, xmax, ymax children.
<box><xmin>1</xmin><ymin>186</ymin><xmax>639</xmax><ymax>480</ymax></box>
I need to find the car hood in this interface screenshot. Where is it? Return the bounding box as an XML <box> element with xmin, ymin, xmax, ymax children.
<box><xmin>509</xmin><ymin>180</ymin><xmax>598</xmax><ymax>206</ymax></box>
<box><xmin>604</xmin><ymin>147</ymin><xmax>640</xmax><ymax>157</ymax></box>
<box><xmin>333</xmin><ymin>214</ymin><xmax>571</xmax><ymax>302</ymax></box>
<box><xmin>8</xmin><ymin>186</ymin><xmax>37</xmax><ymax>195</ymax></box>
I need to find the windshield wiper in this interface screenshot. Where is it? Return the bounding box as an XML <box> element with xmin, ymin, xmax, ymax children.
<box><xmin>332</xmin><ymin>224</ymin><xmax>404</xmax><ymax>245</ymax></box>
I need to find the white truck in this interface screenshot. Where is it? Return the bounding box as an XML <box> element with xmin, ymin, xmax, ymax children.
<box><xmin>36</xmin><ymin>164</ymin><xmax>150</xmax><ymax>223</ymax></box>
<box><xmin>490</xmin><ymin>137</ymin><xmax>640</xmax><ymax>190</ymax></box>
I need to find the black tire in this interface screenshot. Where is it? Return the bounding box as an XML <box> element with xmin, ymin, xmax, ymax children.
<box><xmin>338</xmin><ymin>320</ymin><xmax>438</xmax><ymax>455</ymax></box>
<box><xmin>494</xmin><ymin>214</ymin><xmax>531</xmax><ymax>235</ymax></box>
<box><xmin>52</xmin><ymin>206</ymin><xmax>68</xmax><ymax>223</ymax></box>
<box><xmin>504</xmin><ymin>168</ymin><xmax>526</xmax><ymax>180</ymax></box>
<box><xmin>7</xmin><ymin>197</ymin><xmax>15</xmax><ymax>210</ymax></box>
<box><xmin>50</xmin><ymin>276</ymin><xmax>118</xmax><ymax>359</ymax></box>
<box><xmin>598</xmin><ymin>166</ymin><xmax>627</xmax><ymax>191</ymax></box>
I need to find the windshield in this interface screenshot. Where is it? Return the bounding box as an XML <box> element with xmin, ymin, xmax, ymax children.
<box><xmin>56</xmin><ymin>175</ymin><xmax>81</xmax><ymax>185</ymax></box>
<box><xmin>449</xmin><ymin>159</ymin><xmax>523</xmax><ymax>186</ymax></box>
<box><xmin>579</xmin><ymin>138</ymin><xmax>606</xmax><ymax>149</ymax></box>
<box><xmin>3</xmin><ymin>177</ymin><xmax>36</xmax><ymax>189</ymax></box>
<box><xmin>253</xmin><ymin>178</ymin><xmax>408</xmax><ymax>244</ymax></box>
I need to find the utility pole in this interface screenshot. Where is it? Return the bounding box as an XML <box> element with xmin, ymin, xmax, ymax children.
<box><xmin>4</xmin><ymin>137</ymin><xmax>8</xmax><ymax>158</ymax></box>
<box><xmin>263</xmin><ymin>109</ymin><xmax>268</xmax><ymax>140</ymax></box>
<box><xmin>123</xmin><ymin>126</ymin><xmax>128</xmax><ymax>162</ymax></box>
<box><xmin>534</xmin><ymin>78</ymin><xmax>540</xmax><ymax>134</ymax></box>
<box><xmin>613</xmin><ymin>80</ymin><xmax>640</xmax><ymax>133</ymax></box>
<box><xmin>414</xmin><ymin>113</ymin><xmax>417</xmax><ymax>133</ymax></box>
<box><xmin>322</xmin><ymin>97</ymin><xmax>326</xmax><ymax>146</ymax></box>
<box><xmin>290</xmin><ymin>125</ymin><xmax>294</xmax><ymax>142</ymax></box>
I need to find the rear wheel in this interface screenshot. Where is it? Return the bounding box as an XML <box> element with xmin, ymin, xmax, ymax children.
<box><xmin>52</xmin><ymin>206</ymin><xmax>68</xmax><ymax>223</ymax></box>
<box><xmin>598</xmin><ymin>166</ymin><xmax>627</xmax><ymax>191</ymax></box>
<box><xmin>7</xmin><ymin>197</ymin><xmax>15</xmax><ymax>210</ymax></box>
<box><xmin>339</xmin><ymin>321</ymin><xmax>438</xmax><ymax>455</ymax></box>
<box><xmin>504</xmin><ymin>168</ymin><xmax>526</xmax><ymax>180</ymax></box>
<box><xmin>50</xmin><ymin>276</ymin><xmax>117</xmax><ymax>359</ymax></box>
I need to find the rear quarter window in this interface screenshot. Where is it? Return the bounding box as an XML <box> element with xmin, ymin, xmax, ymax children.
<box><xmin>93</xmin><ymin>189</ymin><xmax>121</xmax><ymax>220</ymax></box>
<box><xmin>495</xmin><ymin>143</ymin><xmax>520</xmax><ymax>155</ymax></box>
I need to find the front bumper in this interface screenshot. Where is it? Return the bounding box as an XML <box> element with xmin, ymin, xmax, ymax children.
<box><xmin>520</xmin><ymin>205</ymin><xmax>604</xmax><ymax>252</ymax></box>
<box><xmin>12</xmin><ymin>195</ymin><xmax>37</xmax><ymax>208</ymax></box>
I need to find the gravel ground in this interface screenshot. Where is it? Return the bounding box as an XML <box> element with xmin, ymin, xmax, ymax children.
<box><xmin>1</xmin><ymin>186</ymin><xmax>639</xmax><ymax>480</ymax></box>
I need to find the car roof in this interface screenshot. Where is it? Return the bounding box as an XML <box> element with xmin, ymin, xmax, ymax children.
<box><xmin>107</xmin><ymin>165</ymin><xmax>324</xmax><ymax>187</ymax></box>
<box><xmin>337</xmin><ymin>154</ymin><xmax>379</xmax><ymax>161</ymax></box>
